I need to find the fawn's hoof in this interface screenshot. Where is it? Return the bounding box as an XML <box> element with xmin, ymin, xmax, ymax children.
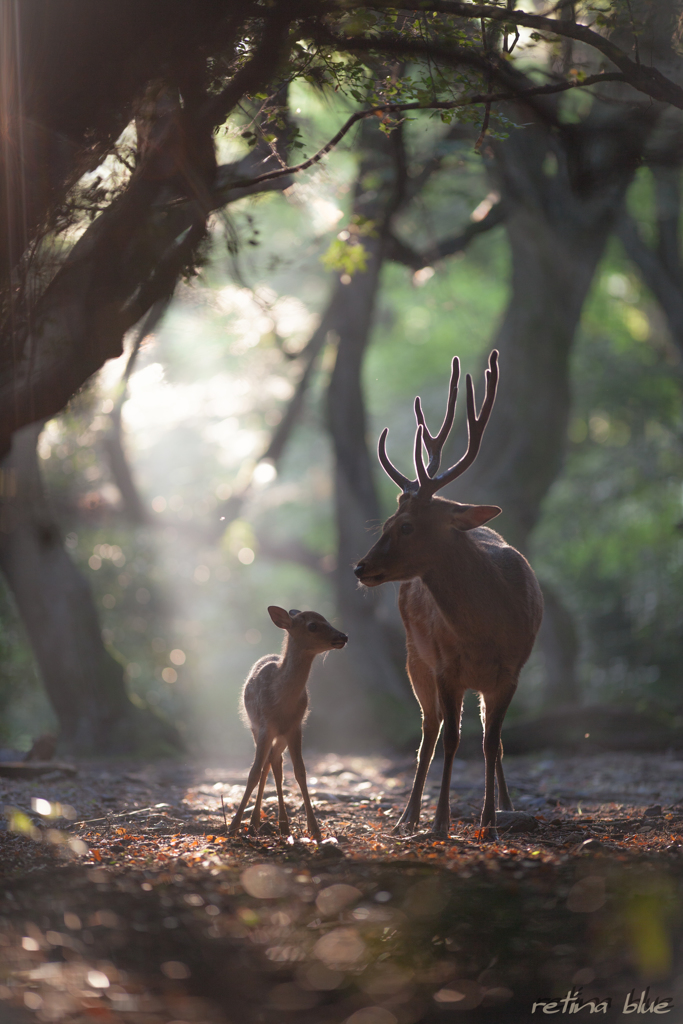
<box><xmin>478</xmin><ymin>825</ymin><xmax>499</xmax><ymax>842</ymax></box>
<box><xmin>257</xmin><ymin>821</ymin><xmax>277</xmax><ymax>836</ymax></box>
<box><xmin>278</xmin><ymin>821</ymin><xmax>290</xmax><ymax>836</ymax></box>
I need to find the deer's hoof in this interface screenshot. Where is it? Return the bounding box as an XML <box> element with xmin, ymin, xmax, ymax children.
<box><xmin>278</xmin><ymin>822</ymin><xmax>290</xmax><ymax>836</ymax></box>
<box><xmin>478</xmin><ymin>825</ymin><xmax>499</xmax><ymax>842</ymax></box>
<box><xmin>392</xmin><ymin>821</ymin><xmax>416</xmax><ymax>836</ymax></box>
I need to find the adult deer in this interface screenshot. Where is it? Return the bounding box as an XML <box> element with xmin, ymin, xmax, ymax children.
<box><xmin>354</xmin><ymin>351</ymin><xmax>543</xmax><ymax>837</ymax></box>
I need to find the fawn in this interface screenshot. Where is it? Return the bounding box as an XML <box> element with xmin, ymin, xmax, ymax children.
<box><xmin>354</xmin><ymin>351</ymin><xmax>543</xmax><ymax>838</ymax></box>
<box><xmin>228</xmin><ymin>606</ymin><xmax>348</xmax><ymax>840</ymax></box>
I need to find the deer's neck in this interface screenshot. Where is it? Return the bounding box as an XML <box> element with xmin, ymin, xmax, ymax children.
<box><xmin>421</xmin><ymin>532</ymin><xmax>493</xmax><ymax>623</ymax></box>
<box><xmin>277</xmin><ymin>639</ymin><xmax>317</xmax><ymax>693</ymax></box>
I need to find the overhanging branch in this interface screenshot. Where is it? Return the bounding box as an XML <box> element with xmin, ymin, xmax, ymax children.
<box><xmin>385</xmin><ymin>200</ymin><xmax>506</xmax><ymax>269</ymax></box>
<box><xmin>388</xmin><ymin>1</ymin><xmax>683</xmax><ymax>109</ymax></box>
<box><xmin>219</xmin><ymin>74</ymin><xmax>625</xmax><ymax>194</ymax></box>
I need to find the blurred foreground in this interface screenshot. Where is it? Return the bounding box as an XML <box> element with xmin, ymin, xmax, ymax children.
<box><xmin>1</xmin><ymin>751</ymin><xmax>683</xmax><ymax>1023</ymax></box>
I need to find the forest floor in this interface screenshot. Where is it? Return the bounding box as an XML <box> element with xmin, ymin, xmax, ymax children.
<box><xmin>1</xmin><ymin>750</ymin><xmax>683</xmax><ymax>1024</ymax></box>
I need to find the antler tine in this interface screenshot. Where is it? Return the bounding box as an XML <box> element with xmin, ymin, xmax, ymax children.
<box><xmin>413</xmin><ymin>357</ymin><xmax>460</xmax><ymax>477</ymax></box>
<box><xmin>422</xmin><ymin>349</ymin><xmax>499</xmax><ymax>496</ymax></box>
<box><xmin>413</xmin><ymin>424</ymin><xmax>431</xmax><ymax>490</ymax></box>
<box><xmin>378</xmin><ymin>428</ymin><xmax>416</xmax><ymax>493</ymax></box>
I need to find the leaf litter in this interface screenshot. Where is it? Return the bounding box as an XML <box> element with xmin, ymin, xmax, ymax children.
<box><xmin>1</xmin><ymin>750</ymin><xmax>683</xmax><ymax>1022</ymax></box>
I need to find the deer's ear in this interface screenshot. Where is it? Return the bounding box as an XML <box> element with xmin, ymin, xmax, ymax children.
<box><xmin>450</xmin><ymin>504</ymin><xmax>501</xmax><ymax>531</ymax></box>
<box><xmin>288</xmin><ymin>609</ymin><xmax>302</xmax><ymax>617</ymax></box>
<box><xmin>268</xmin><ymin>606</ymin><xmax>292</xmax><ymax>630</ymax></box>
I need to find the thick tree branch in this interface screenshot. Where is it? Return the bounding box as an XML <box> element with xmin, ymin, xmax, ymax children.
<box><xmin>0</xmin><ymin>64</ymin><xmax>297</xmax><ymax>451</ymax></box>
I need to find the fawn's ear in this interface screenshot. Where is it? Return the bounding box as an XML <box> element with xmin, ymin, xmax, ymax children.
<box><xmin>450</xmin><ymin>504</ymin><xmax>502</xmax><ymax>532</ymax></box>
<box><xmin>268</xmin><ymin>606</ymin><xmax>292</xmax><ymax>630</ymax></box>
<box><xmin>288</xmin><ymin>608</ymin><xmax>302</xmax><ymax>617</ymax></box>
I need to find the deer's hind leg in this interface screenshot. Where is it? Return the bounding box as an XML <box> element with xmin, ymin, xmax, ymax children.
<box><xmin>394</xmin><ymin>649</ymin><xmax>441</xmax><ymax>833</ymax></box>
<box><xmin>270</xmin><ymin>738</ymin><xmax>289</xmax><ymax>835</ymax></box>
<box><xmin>286</xmin><ymin>725</ymin><xmax>321</xmax><ymax>842</ymax></box>
<box><xmin>480</xmin><ymin>679</ymin><xmax>515</xmax><ymax>832</ymax></box>
<box><xmin>495</xmin><ymin>741</ymin><xmax>513</xmax><ymax>811</ymax></box>
<box><xmin>228</xmin><ymin>728</ymin><xmax>274</xmax><ymax>835</ymax></box>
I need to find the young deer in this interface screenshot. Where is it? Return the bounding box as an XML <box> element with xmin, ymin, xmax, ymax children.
<box><xmin>228</xmin><ymin>607</ymin><xmax>347</xmax><ymax>841</ymax></box>
<box><xmin>354</xmin><ymin>351</ymin><xmax>543</xmax><ymax>837</ymax></box>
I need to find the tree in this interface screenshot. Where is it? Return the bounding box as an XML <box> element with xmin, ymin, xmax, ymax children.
<box><xmin>2</xmin><ymin>0</ymin><xmax>683</xmax><ymax>745</ymax></box>
<box><xmin>3</xmin><ymin>1</ymin><xmax>683</xmax><ymax>453</ymax></box>
<box><xmin>0</xmin><ymin>421</ymin><xmax>181</xmax><ymax>752</ymax></box>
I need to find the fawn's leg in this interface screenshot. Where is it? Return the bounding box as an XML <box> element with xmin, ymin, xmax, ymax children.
<box><xmin>495</xmin><ymin>740</ymin><xmax>513</xmax><ymax>811</ymax></box>
<box><xmin>229</xmin><ymin>729</ymin><xmax>273</xmax><ymax>835</ymax></box>
<box><xmin>432</xmin><ymin>682</ymin><xmax>464</xmax><ymax>836</ymax></box>
<box><xmin>249</xmin><ymin>761</ymin><xmax>271</xmax><ymax>828</ymax></box>
<box><xmin>481</xmin><ymin>682</ymin><xmax>515</xmax><ymax>833</ymax></box>
<box><xmin>287</xmin><ymin>726</ymin><xmax>321</xmax><ymax>841</ymax></box>
<box><xmin>270</xmin><ymin>739</ymin><xmax>289</xmax><ymax>834</ymax></box>
<box><xmin>394</xmin><ymin>651</ymin><xmax>441</xmax><ymax>832</ymax></box>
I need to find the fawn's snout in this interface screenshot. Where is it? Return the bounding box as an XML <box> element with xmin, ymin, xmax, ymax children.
<box><xmin>268</xmin><ymin>605</ymin><xmax>348</xmax><ymax>649</ymax></box>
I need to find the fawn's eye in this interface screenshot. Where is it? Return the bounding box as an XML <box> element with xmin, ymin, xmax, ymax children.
<box><xmin>307</xmin><ymin>622</ymin><xmax>318</xmax><ymax>632</ymax></box>
<box><xmin>401</xmin><ymin>522</ymin><xmax>414</xmax><ymax>535</ymax></box>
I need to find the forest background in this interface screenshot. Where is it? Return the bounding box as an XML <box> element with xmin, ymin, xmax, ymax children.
<box><xmin>0</xmin><ymin>0</ymin><xmax>681</xmax><ymax>761</ymax></box>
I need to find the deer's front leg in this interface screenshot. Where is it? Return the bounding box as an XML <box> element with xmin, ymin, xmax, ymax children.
<box><xmin>287</xmin><ymin>726</ymin><xmax>321</xmax><ymax>841</ymax></box>
<box><xmin>432</xmin><ymin>684</ymin><xmax>464</xmax><ymax>836</ymax></box>
<box><xmin>229</xmin><ymin>729</ymin><xmax>273</xmax><ymax>835</ymax></box>
<box><xmin>394</xmin><ymin>654</ymin><xmax>440</xmax><ymax>832</ymax></box>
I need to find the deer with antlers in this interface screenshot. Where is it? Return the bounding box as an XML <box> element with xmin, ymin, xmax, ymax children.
<box><xmin>354</xmin><ymin>351</ymin><xmax>543</xmax><ymax>837</ymax></box>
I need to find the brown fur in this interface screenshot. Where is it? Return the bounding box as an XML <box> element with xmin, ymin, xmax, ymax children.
<box><xmin>357</xmin><ymin>495</ymin><xmax>542</xmax><ymax>835</ymax></box>
<box><xmin>228</xmin><ymin>607</ymin><xmax>347</xmax><ymax>840</ymax></box>
<box><xmin>355</xmin><ymin>352</ymin><xmax>543</xmax><ymax>837</ymax></box>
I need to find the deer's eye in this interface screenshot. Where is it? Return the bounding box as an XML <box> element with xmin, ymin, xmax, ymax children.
<box><xmin>307</xmin><ymin>622</ymin><xmax>318</xmax><ymax>632</ymax></box>
<box><xmin>401</xmin><ymin>522</ymin><xmax>414</xmax><ymax>535</ymax></box>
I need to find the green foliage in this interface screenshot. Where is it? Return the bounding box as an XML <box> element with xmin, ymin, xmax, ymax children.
<box><xmin>321</xmin><ymin>237</ymin><xmax>369</xmax><ymax>276</ymax></box>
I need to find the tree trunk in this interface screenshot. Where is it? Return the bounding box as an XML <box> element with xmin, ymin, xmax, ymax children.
<box><xmin>0</xmin><ymin>423</ymin><xmax>180</xmax><ymax>754</ymax></box>
<box><xmin>312</xmin><ymin>121</ymin><xmax>413</xmax><ymax>746</ymax></box>
<box><xmin>447</xmin><ymin>109</ymin><xmax>652</xmax><ymax>706</ymax></box>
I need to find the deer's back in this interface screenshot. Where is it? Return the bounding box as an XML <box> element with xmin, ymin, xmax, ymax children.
<box><xmin>241</xmin><ymin>655</ymin><xmax>309</xmax><ymax>736</ymax></box>
<box><xmin>399</xmin><ymin>526</ymin><xmax>543</xmax><ymax>684</ymax></box>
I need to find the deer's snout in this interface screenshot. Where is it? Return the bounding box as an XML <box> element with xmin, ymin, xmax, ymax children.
<box><xmin>354</xmin><ymin>561</ymin><xmax>384</xmax><ymax>586</ymax></box>
<box><xmin>331</xmin><ymin>632</ymin><xmax>348</xmax><ymax>648</ymax></box>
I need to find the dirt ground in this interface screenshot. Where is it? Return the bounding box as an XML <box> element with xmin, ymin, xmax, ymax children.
<box><xmin>1</xmin><ymin>749</ymin><xmax>683</xmax><ymax>1024</ymax></box>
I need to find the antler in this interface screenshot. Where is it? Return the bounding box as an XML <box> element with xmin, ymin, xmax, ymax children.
<box><xmin>414</xmin><ymin>356</ymin><xmax>460</xmax><ymax>477</ymax></box>
<box><xmin>376</xmin><ymin>351</ymin><xmax>499</xmax><ymax>499</ymax></box>
<box><xmin>378</xmin><ymin>428</ymin><xmax>418</xmax><ymax>494</ymax></box>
